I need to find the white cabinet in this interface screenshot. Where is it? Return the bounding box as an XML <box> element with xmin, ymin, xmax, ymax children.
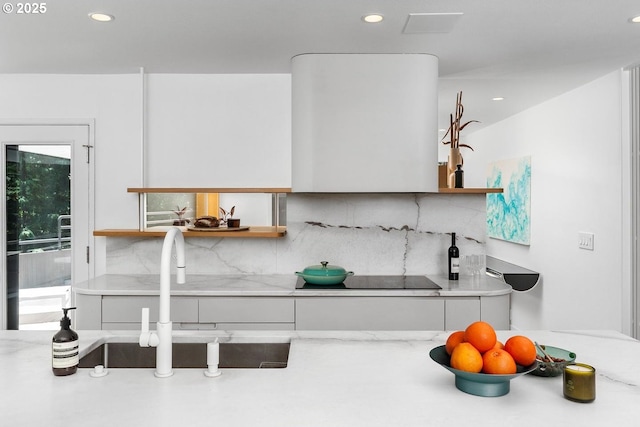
<box><xmin>75</xmin><ymin>293</ymin><xmax>101</xmax><ymax>330</ymax></box>
<box><xmin>295</xmin><ymin>297</ymin><xmax>444</xmax><ymax>330</ymax></box>
<box><xmin>145</xmin><ymin>74</ymin><xmax>291</xmax><ymax>188</ymax></box>
<box><xmin>198</xmin><ymin>297</ymin><xmax>295</xmax><ymax>330</ymax></box>
<box><xmin>291</xmin><ymin>53</ymin><xmax>438</xmax><ymax>192</ymax></box>
<box><xmin>101</xmin><ymin>296</ymin><xmax>198</xmax><ymax>330</ymax></box>
<box><xmin>75</xmin><ymin>291</ymin><xmax>507</xmax><ymax>332</ymax></box>
<box><xmin>444</xmin><ymin>295</ymin><xmax>510</xmax><ymax>331</ymax></box>
<box><xmin>91</xmin><ymin>296</ymin><xmax>295</xmax><ymax>331</ymax></box>
<box><xmin>480</xmin><ymin>294</ymin><xmax>510</xmax><ymax>330</ymax></box>
<box><xmin>102</xmin><ymin>296</ymin><xmax>198</xmax><ymax>323</ymax></box>
<box><xmin>445</xmin><ymin>298</ymin><xmax>481</xmax><ymax>331</ymax></box>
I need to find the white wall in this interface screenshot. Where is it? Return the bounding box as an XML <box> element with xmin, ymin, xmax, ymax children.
<box><xmin>461</xmin><ymin>71</ymin><xmax>628</xmax><ymax>332</ymax></box>
<box><xmin>0</xmin><ymin>74</ymin><xmax>142</xmax><ymax>230</ymax></box>
<box><xmin>0</xmin><ymin>73</ymin><xmax>292</xmax><ymax>276</ymax></box>
<box><xmin>146</xmin><ymin>74</ymin><xmax>291</xmax><ymax>187</ymax></box>
<box><xmin>0</xmin><ymin>74</ymin><xmax>143</xmax><ymax>275</ymax></box>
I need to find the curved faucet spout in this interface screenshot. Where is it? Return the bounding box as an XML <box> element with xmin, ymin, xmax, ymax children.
<box><xmin>159</xmin><ymin>227</ymin><xmax>186</xmax><ymax>324</ymax></box>
<box><xmin>155</xmin><ymin>226</ymin><xmax>186</xmax><ymax>377</ymax></box>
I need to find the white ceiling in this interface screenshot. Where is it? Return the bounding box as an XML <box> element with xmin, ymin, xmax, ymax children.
<box><xmin>1</xmin><ymin>0</ymin><xmax>640</xmax><ymax>133</ymax></box>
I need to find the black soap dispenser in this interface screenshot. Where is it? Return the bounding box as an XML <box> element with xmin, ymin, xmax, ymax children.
<box><xmin>52</xmin><ymin>307</ymin><xmax>79</xmax><ymax>376</ymax></box>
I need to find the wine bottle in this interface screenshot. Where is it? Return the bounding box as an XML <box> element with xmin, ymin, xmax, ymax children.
<box><xmin>454</xmin><ymin>165</ymin><xmax>464</xmax><ymax>188</ymax></box>
<box><xmin>448</xmin><ymin>233</ymin><xmax>459</xmax><ymax>280</ymax></box>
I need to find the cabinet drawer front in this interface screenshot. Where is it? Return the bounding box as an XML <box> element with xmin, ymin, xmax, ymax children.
<box><xmin>444</xmin><ymin>298</ymin><xmax>481</xmax><ymax>331</ymax></box>
<box><xmin>102</xmin><ymin>322</ymin><xmax>296</xmax><ymax>331</ymax></box>
<box><xmin>176</xmin><ymin>322</ymin><xmax>295</xmax><ymax>331</ymax></box>
<box><xmin>480</xmin><ymin>294</ymin><xmax>511</xmax><ymax>330</ymax></box>
<box><xmin>102</xmin><ymin>296</ymin><xmax>199</xmax><ymax>323</ymax></box>
<box><xmin>199</xmin><ymin>298</ymin><xmax>294</xmax><ymax>323</ymax></box>
<box><xmin>101</xmin><ymin>322</ymin><xmax>145</xmax><ymax>331</ymax></box>
<box><xmin>295</xmin><ymin>297</ymin><xmax>444</xmax><ymax>330</ymax></box>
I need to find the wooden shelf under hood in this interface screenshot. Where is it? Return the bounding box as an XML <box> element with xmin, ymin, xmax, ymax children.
<box><xmin>93</xmin><ymin>226</ymin><xmax>286</xmax><ymax>238</ymax></box>
<box><xmin>437</xmin><ymin>188</ymin><xmax>503</xmax><ymax>194</ymax></box>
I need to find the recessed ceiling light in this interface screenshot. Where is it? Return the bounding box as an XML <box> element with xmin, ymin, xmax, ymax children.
<box><xmin>89</xmin><ymin>12</ymin><xmax>114</xmax><ymax>22</ymax></box>
<box><xmin>492</xmin><ymin>97</ymin><xmax>505</xmax><ymax>101</ymax></box>
<box><xmin>630</xmin><ymin>15</ymin><xmax>640</xmax><ymax>23</ymax></box>
<box><xmin>363</xmin><ymin>14</ymin><xmax>384</xmax><ymax>24</ymax></box>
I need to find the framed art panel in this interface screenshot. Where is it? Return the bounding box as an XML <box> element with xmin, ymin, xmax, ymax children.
<box><xmin>486</xmin><ymin>156</ymin><xmax>531</xmax><ymax>245</ymax></box>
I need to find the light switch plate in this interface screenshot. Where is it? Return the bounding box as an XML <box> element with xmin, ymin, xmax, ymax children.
<box><xmin>578</xmin><ymin>232</ymin><xmax>594</xmax><ymax>250</ymax></box>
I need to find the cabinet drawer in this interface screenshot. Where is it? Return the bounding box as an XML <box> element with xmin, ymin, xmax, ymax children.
<box><xmin>480</xmin><ymin>294</ymin><xmax>510</xmax><ymax>330</ymax></box>
<box><xmin>295</xmin><ymin>297</ymin><xmax>444</xmax><ymax>330</ymax></box>
<box><xmin>445</xmin><ymin>298</ymin><xmax>480</xmax><ymax>330</ymax></box>
<box><xmin>101</xmin><ymin>322</ymin><xmax>145</xmax><ymax>331</ymax></box>
<box><xmin>176</xmin><ymin>322</ymin><xmax>295</xmax><ymax>331</ymax></box>
<box><xmin>102</xmin><ymin>322</ymin><xmax>296</xmax><ymax>331</ymax></box>
<box><xmin>102</xmin><ymin>296</ymin><xmax>199</xmax><ymax>323</ymax></box>
<box><xmin>75</xmin><ymin>293</ymin><xmax>102</xmax><ymax>330</ymax></box>
<box><xmin>199</xmin><ymin>298</ymin><xmax>294</xmax><ymax>323</ymax></box>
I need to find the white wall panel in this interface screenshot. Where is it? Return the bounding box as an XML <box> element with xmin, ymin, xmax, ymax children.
<box><xmin>462</xmin><ymin>71</ymin><xmax>626</xmax><ymax>332</ymax></box>
<box><xmin>145</xmin><ymin>74</ymin><xmax>291</xmax><ymax>187</ymax></box>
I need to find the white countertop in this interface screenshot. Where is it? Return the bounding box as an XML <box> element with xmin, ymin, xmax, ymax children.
<box><xmin>2</xmin><ymin>329</ymin><xmax>639</xmax><ymax>427</ymax></box>
<box><xmin>73</xmin><ymin>273</ymin><xmax>511</xmax><ymax>297</ymax></box>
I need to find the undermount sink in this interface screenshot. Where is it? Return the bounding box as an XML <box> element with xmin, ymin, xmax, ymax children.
<box><xmin>79</xmin><ymin>342</ymin><xmax>290</xmax><ymax>369</ymax></box>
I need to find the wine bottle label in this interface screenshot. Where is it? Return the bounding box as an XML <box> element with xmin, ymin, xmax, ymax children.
<box><xmin>451</xmin><ymin>257</ymin><xmax>460</xmax><ymax>273</ymax></box>
<box><xmin>52</xmin><ymin>340</ymin><xmax>79</xmax><ymax>369</ymax></box>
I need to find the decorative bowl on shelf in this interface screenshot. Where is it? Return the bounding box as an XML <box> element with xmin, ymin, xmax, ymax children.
<box><xmin>531</xmin><ymin>345</ymin><xmax>576</xmax><ymax>377</ymax></box>
<box><xmin>429</xmin><ymin>345</ymin><xmax>538</xmax><ymax>397</ymax></box>
<box><xmin>227</xmin><ymin>218</ymin><xmax>241</xmax><ymax>228</ymax></box>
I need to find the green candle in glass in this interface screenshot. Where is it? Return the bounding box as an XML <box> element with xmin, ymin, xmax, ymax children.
<box><xmin>563</xmin><ymin>363</ymin><xmax>596</xmax><ymax>403</ymax></box>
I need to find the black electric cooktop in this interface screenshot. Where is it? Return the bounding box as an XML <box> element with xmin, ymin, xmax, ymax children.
<box><xmin>296</xmin><ymin>275</ymin><xmax>441</xmax><ymax>290</ymax></box>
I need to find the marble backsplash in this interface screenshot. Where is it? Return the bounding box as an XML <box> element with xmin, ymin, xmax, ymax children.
<box><xmin>106</xmin><ymin>193</ymin><xmax>487</xmax><ymax>276</ymax></box>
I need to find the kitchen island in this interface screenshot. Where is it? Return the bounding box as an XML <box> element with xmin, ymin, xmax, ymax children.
<box><xmin>2</xmin><ymin>329</ymin><xmax>638</xmax><ymax>427</ymax></box>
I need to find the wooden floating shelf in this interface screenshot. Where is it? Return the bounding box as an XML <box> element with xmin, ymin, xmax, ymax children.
<box><xmin>127</xmin><ymin>187</ymin><xmax>292</xmax><ymax>194</ymax></box>
<box><xmin>93</xmin><ymin>226</ymin><xmax>287</xmax><ymax>238</ymax></box>
<box><xmin>437</xmin><ymin>188</ymin><xmax>503</xmax><ymax>194</ymax></box>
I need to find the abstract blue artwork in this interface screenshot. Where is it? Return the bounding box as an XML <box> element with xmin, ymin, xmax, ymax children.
<box><xmin>486</xmin><ymin>156</ymin><xmax>531</xmax><ymax>245</ymax></box>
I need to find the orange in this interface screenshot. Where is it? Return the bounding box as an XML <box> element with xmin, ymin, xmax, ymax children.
<box><xmin>482</xmin><ymin>349</ymin><xmax>517</xmax><ymax>374</ymax></box>
<box><xmin>493</xmin><ymin>340</ymin><xmax>504</xmax><ymax>350</ymax></box>
<box><xmin>464</xmin><ymin>321</ymin><xmax>497</xmax><ymax>353</ymax></box>
<box><xmin>450</xmin><ymin>342</ymin><xmax>483</xmax><ymax>373</ymax></box>
<box><xmin>504</xmin><ymin>335</ymin><xmax>537</xmax><ymax>366</ymax></box>
<box><xmin>445</xmin><ymin>331</ymin><xmax>465</xmax><ymax>355</ymax></box>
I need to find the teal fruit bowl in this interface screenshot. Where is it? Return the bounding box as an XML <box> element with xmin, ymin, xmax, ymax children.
<box><xmin>531</xmin><ymin>345</ymin><xmax>576</xmax><ymax>377</ymax></box>
<box><xmin>429</xmin><ymin>345</ymin><xmax>538</xmax><ymax>397</ymax></box>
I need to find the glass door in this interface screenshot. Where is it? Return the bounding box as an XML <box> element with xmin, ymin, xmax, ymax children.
<box><xmin>1</xmin><ymin>125</ymin><xmax>93</xmax><ymax>330</ymax></box>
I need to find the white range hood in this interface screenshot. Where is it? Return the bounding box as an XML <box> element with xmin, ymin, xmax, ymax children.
<box><xmin>291</xmin><ymin>53</ymin><xmax>438</xmax><ymax>192</ymax></box>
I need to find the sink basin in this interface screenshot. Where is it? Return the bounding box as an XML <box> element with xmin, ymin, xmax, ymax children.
<box><xmin>79</xmin><ymin>342</ymin><xmax>290</xmax><ymax>369</ymax></box>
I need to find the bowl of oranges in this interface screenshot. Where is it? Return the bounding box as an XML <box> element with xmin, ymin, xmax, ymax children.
<box><xmin>430</xmin><ymin>321</ymin><xmax>538</xmax><ymax>397</ymax></box>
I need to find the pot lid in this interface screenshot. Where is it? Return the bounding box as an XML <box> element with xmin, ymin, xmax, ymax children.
<box><xmin>300</xmin><ymin>261</ymin><xmax>347</xmax><ymax>276</ymax></box>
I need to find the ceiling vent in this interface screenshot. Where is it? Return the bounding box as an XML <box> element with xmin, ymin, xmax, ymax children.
<box><xmin>402</xmin><ymin>12</ymin><xmax>463</xmax><ymax>34</ymax></box>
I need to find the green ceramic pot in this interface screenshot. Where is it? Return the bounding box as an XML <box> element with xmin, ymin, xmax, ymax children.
<box><xmin>295</xmin><ymin>261</ymin><xmax>354</xmax><ymax>285</ymax></box>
